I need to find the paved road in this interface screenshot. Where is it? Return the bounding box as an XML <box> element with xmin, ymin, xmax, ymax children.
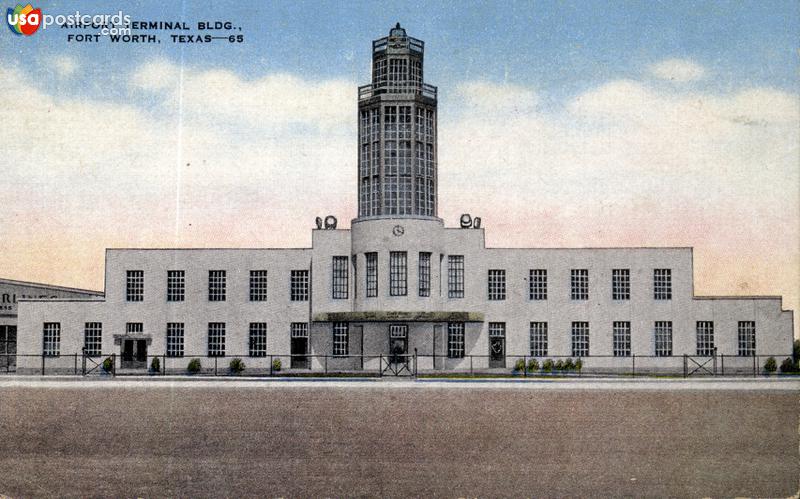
<box><xmin>0</xmin><ymin>379</ymin><xmax>797</xmax><ymax>497</ymax></box>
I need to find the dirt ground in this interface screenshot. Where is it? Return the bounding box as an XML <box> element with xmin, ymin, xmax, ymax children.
<box><xmin>0</xmin><ymin>381</ymin><xmax>797</xmax><ymax>497</ymax></box>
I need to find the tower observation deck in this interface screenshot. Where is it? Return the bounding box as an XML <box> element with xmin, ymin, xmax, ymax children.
<box><xmin>356</xmin><ymin>24</ymin><xmax>438</xmax><ymax>220</ymax></box>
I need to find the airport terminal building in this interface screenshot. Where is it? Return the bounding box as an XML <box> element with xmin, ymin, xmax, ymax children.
<box><xmin>15</xmin><ymin>25</ymin><xmax>794</xmax><ymax>375</ymax></box>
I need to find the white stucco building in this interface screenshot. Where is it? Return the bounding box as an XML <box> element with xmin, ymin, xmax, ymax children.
<box><xmin>15</xmin><ymin>25</ymin><xmax>794</xmax><ymax>375</ymax></box>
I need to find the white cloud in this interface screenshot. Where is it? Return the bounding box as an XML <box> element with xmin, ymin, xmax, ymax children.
<box><xmin>50</xmin><ymin>55</ymin><xmax>77</xmax><ymax>78</ymax></box>
<box><xmin>648</xmin><ymin>58</ymin><xmax>707</xmax><ymax>82</ymax></box>
<box><xmin>455</xmin><ymin>81</ymin><xmax>538</xmax><ymax>114</ymax></box>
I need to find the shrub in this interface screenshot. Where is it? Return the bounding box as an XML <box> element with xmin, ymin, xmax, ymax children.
<box><xmin>272</xmin><ymin>358</ymin><xmax>282</xmax><ymax>372</ymax></box>
<box><xmin>187</xmin><ymin>358</ymin><xmax>202</xmax><ymax>374</ymax></box>
<box><xmin>555</xmin><ymin>359</ymin><xmax>566</xmax><ymax>371</ymax></box>
<box><xmin>229</xmin><ymin>358</ymin><xmax>245</xmax><ymax>374</ymax></box>
<box><xmin>513</xmin><ymin>358</ymin><xmax>525</xmax><ymax>372</ymax></box>
<box><xmin>527</xmin><ymin>358</ymin><xmax>539</xmax><ymax>372</ymax></box>
<box><xmin>150</xmin><ymin>357</ymin><xmax>160</xmax><ymax>373</ymax></box>
<box><xmin>542</xmin><ymin>359</ymin><xmax>554</xmax><ymax>373</ymax></box>
<box><xmin>575</xmin><ymin>359</ymin><xmax>583</xmax><ymax>372</ymax></box>
<box><xmin>563</xmin><ymin>358</ymin><xmax>575</xmax><ymax>371</ymax></box>
<box><xmin>763</xmin><ymin>357</ymin><xmax>777</xmax><ymax>373</ymax></box>
<box><xmin>102</xmin><ymin>357</ymin><xmax>113</xmax><ymax>372</ymax></box>
<box><xmin>779</xmin><ymin>357</ymin><xmax>797</xmax><ymax>374</ymax></box>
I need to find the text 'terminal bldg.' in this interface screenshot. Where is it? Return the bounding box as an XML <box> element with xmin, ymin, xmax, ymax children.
<box><xmin>15</xmin><ymin>25</ymin><xmax>794</xmax><ymax>375</ymax></box>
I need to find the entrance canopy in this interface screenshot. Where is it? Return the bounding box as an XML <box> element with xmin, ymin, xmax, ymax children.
<box><xmin>312</xmin><ymin>311</ymin><xmax>484</xmax><ymax>323</ymax></box>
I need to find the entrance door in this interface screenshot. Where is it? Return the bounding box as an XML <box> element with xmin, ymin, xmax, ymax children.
<box><xmin>122</xmin><ymin>339</ymin><xmax>147</xmax><ymax>369</ymax></box>
<box><xmin>389</xmin><ymin>325</ymin><xmax>408</xmax><ymax>364</ymax></box>
<box><xmin>489</xmin><ymin>324</ymin><xmax>505</xmax><ymax>368</ymax></box>
<box><xmin>0</xmin><ymin>325</ymin><xmax>16</xmax><ymax>371</ymax></box>
<box><xmin>291</xmin><ymin>337</ymin><xmax>308</xmax><ymax>369</ymax></box>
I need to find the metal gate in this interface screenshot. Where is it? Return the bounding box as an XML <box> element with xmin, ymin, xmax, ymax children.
<box><xmin>684</xmin><ymin>354</ymin><xmax>717</xmax><ymax>376</ymax></box>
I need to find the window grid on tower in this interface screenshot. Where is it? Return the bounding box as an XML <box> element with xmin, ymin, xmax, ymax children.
<box><xmin>488</xmin><ymin>269</ymin><xmax>506</xmax><ymax>300</ymax></box>
<box><xmin>654</xmin><ymin>321</ymin><xmax>673</xmax><ymax>357</ymax></box>
<box><xmin>365</xmin><ymin>252</ymin><xmax>378</xmax><ymax>298</ymax></box>
<box><xmin>389</xmin><ymin>251</ymin><xmax>407</xmax><ymax>296</ymax></box>
<box><xmin>571</xmin><ymin>269</ymin><xmax>589</xmax><ymax>300</ymax></box>
<box><xmin>418</xmin><ymin>252</ymin><xmax>431</xmax><ymax>297</ymax></box>
<box><xmin>612</xmin><ymin>269</ymin><xmax>630</xmax><ymax>300</ymax></box>
<box><xmin>529</xmin><ymin>322</ymin><xmax>548</xmax><ymax>357</ymax></box>
<box><xmin>613</xmin><ymin>321</ymin><xmax>631</xmax><ymax>357</ymax></box>
<box><xmin>399</xmin><ymin>106</ymin><xmax>412</xmax><ymax>139</ymax></box>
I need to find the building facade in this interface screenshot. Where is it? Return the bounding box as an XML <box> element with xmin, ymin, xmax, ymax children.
<box><xmin>15</xmin><ymin>25</ymin><xmax>794</xmax><ymax>374</ymax></box>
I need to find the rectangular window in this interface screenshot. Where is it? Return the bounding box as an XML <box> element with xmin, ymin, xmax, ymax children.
<box><xmin>529</xmin><ymin>322</ymin><xmax>548</xmax><ymax>357</ymax></box>
<box><xmin>166</xmin><ymin>323</ymin><xmax>184</xmax><ymax>358</ymax></box>
<box><xmin>529</xmin><ymin>269</ymin><xmax>547</xmax><ymax>300</ymax></box>
<box><xmin>447</xmin><ymin>322</ymin><xmax>465</xmax><ymax>358</ymax></box>
<box><xmin>738</xmin><ymin>321</ymin><xmax>756</xmax><ymax>356</ymax></box>
<box><xmin>448</xmin><ymin>255</ymin><xmax>465</xmax><ymax>298</ymax></box>
<box><xmin>488</xmin><ymin>269</ymin><xmax>506</xmax><ymax>301</ymax></box>
<box><xmin>126</xmin><ymin>270</ymin><xmax>144</xmax><ymax>302</ymax></box>
<box><xmin>208</xmin><ymin>270</ymin><xmax>226</xmax><ymax>302</ymax></box>
<box><xmin>291</xmin><ymin>322</ymin><xmax>309</xmax><ymax>338</ymax></box>
<box><xmin>389</xmin><ymin>251</ymin><xmax>407</xmax><ymax>296</ymax></box>
<box><xmin>365</xmin><ymin>252</ymin><xmax>378</xmax><ymax>298</ymax></box>
<box><xmin>571</xmin><ymin>322</ymin><xmax>590</xmax><ymax>357</ymax></box>
<box><xmin>83</xmin><ymin>322</ymin><xmax>102</xmax><ymax>357</ymax></box>
<box><xmin>696</xmin><ymin>321</ymin><xmax>715</xmax><ymax>356</ymax></box>
<box><xmin>249</xmin><ymin>270</ymin><xmax>268</xmax><ymax>301</ymax></box>
<box><xmin>333</xmin><ymin>322</ymin><xmax>349</xmax><ymax>357</ymax></box>
<box><xmin>167</xmin><ymin>270</ymin><xmax>185</xmax><ymax>302</ymax></box>
<box><xmin>418</xmin><ymin>252</ymin><xmax>431</xmax><ymax>297</ymax></box>
<box><xmin>654</xmin><ymin>269</ymin><xmax>672</xmax><ymax>300</ymax></box>
<box><xmin>571</xmin><ymin>269</ymin><xmax>589</xmax><ymax>300</ymax></box>
<box><xmin>488</xmin><ymin>322</ymin><xmax>505</xmax><ymax>337</ymax></box>
<box><xmin>654</xmin><ymin>321</ymin><xmax>673</xmax><ymax>357</ymax></box>
<box><xmin>42</xmin><ymin>322</ymin><xmax>60</xmax><ymax>357</ymax></box>
<box><xmin>612</xmin><ymin>269</ymin><xmax>630</xmax><ymax>300</ymax></box>
<box><xmin>126</xmin><ymin>322</ymin><xmax>143</xmax><ymax>335</ymax></box>
<box><xmin>332</xmin><ymin>256</ymin><xmax>349</xmax><ymax>299</ymax></box>
<box><xmin>290</xmin><ymin>270</ymin><xmax>309</xmax><ymax>301</ymax></box>
<box><xmin>249</xmin><ymin>323</ymin><xmax>267</xmax><ymax>357</ymax></box>
<box><xmin>208</xmin><ymin>322</ymin><xmax>226</xmax><ymax>357</ymax></box>
<box><xmin>613</xmin><ymin>321</ymin><xmax>631</xmax><ymax>357</ymax></box>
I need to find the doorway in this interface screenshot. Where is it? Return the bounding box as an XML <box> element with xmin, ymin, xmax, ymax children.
<box><xmin>389</xmin><ymin>324</ymin><xmax>408</xmax><ymax>364</ymax></box>
<box><xmin>0</xmin><ymin>325</ymin><xmax>16</xmax><ymax>371</ymax></box>
<box><xmin>489</xmin><ymin>324</ymin><xmax>505</xmax><ymax>368</ymax></box>
<box><xmin>291</xmin><ymin>325</ymin><xmax>309</xmax><ymax>369</ymax></box>
<box><xmin>121</xmin><ymin>339</ymin><xmax>147</xmax><ymax>369</ymax></box>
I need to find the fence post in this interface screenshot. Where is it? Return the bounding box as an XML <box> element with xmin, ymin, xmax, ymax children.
<box><xmin>753</xmin><ymin>353</ymin><xmax>757</xmax><ymax>377</ymax></box>
<box><xmin>470</xmin><ymin>355</ymin><xmax>473</xmax><ymax>375</ymax></box>
<box><xmin>163</xmin><ymin>354</ymin><xmax>166</xmax><ymax>375</ymax></box>
<box><xmin>214</xmin><ymin>357</ymin><xmax>218</xmax><ymax>376</ymax></box>
<box><xmin>632</xmin><ymin>354</ymin><xmax>636</xmax><ymax>378</ymax></box>
<box><xmin>414</xmin><ymin>348</ymin><xmax>418</xmax><ymax>377</ymax></box>
<box><xmin>378</xmin><ymin>354</ymin><xmax>381</xmax><ymax>378</ymax></box>
<box><xmin>683</xmin><ymin>354</ymin><xmax>687</xmax><ymax>378</ymax></box>
<box><xmin>270</xmin><ymin>355</ymin><xmax>273</xmax><ymax>376</ymax></box>
<box><xmin>41</xmin><ymin>354</ymin><xmax>45</xmax><ymax>376</ymax></box>
<box><xmin>523</xmin><ymin>355</ymin><xmax>527</xmax><ymax>378</ymax></box>
<box><xmin>325</xmin><ymin>354</ymin><xmax>328</xmax><ymax>375</ymax></box>
<box><xmin>112</xmin><ymin>353</ymin><xmax>116</xmax><ymax>377</ymax></box>
<box><xmin>721</xmin><ymin>354</ymin><xmax>724</xmax><ymax>376</ymax></box>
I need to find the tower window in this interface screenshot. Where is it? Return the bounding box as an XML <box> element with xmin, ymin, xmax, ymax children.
<box><xmin>365</xmin><ymin>252</ymin><xmax>378</xmax><ymax>298</ymax></box>
<box><xmin>418</xmin><ymin>252</ymin><xmax>431</xmax><ymax>297</ymax></box>
<box><xmin>390</xmin><ymin>251</ymin><xmax>407</xmax><ymax>296</ymax></box>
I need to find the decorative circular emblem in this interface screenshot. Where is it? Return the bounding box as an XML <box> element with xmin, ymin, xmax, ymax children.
<box><xmin>392</xmin><ymin>225</ymin><xmax>405</xmax><ymax>236</ymax></box>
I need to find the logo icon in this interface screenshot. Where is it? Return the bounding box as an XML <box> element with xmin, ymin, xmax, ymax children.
<box><xmin>7</xmin><ymin>4</ymin><xmax>41</xmax><ymax>36</ymax></box>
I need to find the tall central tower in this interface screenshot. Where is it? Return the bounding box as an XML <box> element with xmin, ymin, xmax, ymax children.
<box><xmin>356</xmin><ymin>24</ymin><xmax>438</xmax><ymax>220</ymax></box>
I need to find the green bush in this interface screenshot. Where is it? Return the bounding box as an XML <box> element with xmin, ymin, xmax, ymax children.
<box><xmin>527</xmin><ymin>358</ymin><xmax>539</xmax><ymax>372</ymax></box>
<box><xmin>513</xmin><ymin>358</ymin><xmax>525</xmax><ymax>372</ymax></box>
<box><xmin>542</xmin><ymin>359</ymin><xmax>554</xmax><ymax>373</ymax></box>
<box><xmin>187</xmin><ymin>358</ymin><xmax>202</xmax><ymax>374</ymax></box>
<box><xmin>763</xmin><ymin>357</ymin><xmax>777</xmax><ymax>373</ymax></box>
<box><xmin>229</xmin><ymin>358</ymin><xmax>245</xmax><ymax>374</ymax></box>
<box><xmin>272</xmin><ymin>358</ymin><xmax>282</xmax><ymax>372</ymax></box>
<box><xmin>575</xmin><ymin>359</ymin><xmax>583</xmax><ymax>372</ymax></box>
<box><xmin>102</xmin><ymin>357</ymin><xmax>113</xmax><ymax>372</ymax></box>
<box><xmin>554</xmin><ymin>359</ymin><xmax>564</xmax><ymax>371</ymax></box>
<box><xmin>779</xmin><ymin>357</ymin><xmax>797</xmax><ymax>374</ymax></box>
<box><xmin>150</xmin><ymin>357</ymin><xmax>160</xmax><ymax>373</ymax></box>
<box><xmin>564</xmin><ymin>358</ymin><xmax>575</xmax><ymax>371</ymax></box>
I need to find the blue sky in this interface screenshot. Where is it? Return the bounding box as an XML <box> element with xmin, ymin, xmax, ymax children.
<box><xmin>3</xmin><ymin>0</ymin><xmax>798</xmax><ymax>107</ymax></box>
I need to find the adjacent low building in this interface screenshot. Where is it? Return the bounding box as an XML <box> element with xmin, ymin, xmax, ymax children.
<box><xmin>15</xmin><ymin>24</ymin><xmax>794</xmax><ymax>375</ymax></box>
